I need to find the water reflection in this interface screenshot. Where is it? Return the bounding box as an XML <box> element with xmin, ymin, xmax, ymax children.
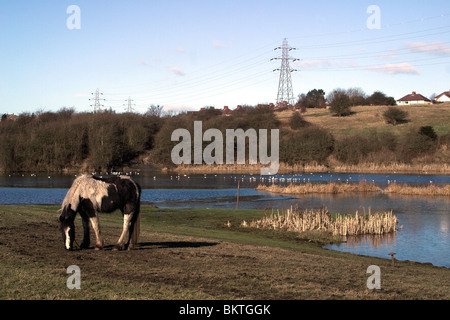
<box><xmin>337</xmin><ymin>233</ymin><xmax>398</xmax><ymax>251</ymax></box>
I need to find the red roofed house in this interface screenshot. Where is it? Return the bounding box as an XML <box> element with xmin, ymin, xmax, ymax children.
<box><xmin>1</xmin><ymin>113</ymin><xmax>18</xmax><ymax>122</ymax></box>
<box><xmin>434</xmin><ymin>90</ymin><xmax>450</xmax><ymax>103</ymax></box>
<box><xmin>222</xmin><ymin>106</ymin><xmax>232</xmax><ymax>116</ymax></box>
<box><xmin>397</xmin><ymin>91</ymin><xmax>432</xmax><ymax>105</ymax></box>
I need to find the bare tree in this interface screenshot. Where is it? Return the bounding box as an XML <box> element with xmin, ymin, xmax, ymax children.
<box><xmin>145</xmin><ymin>104</ymin><xmax>164</xmax><ymax>118</ymax></box>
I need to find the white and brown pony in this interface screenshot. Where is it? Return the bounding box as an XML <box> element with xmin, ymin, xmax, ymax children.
<box><xmin>59</xmin><ymin>174</ymin><xmax>141</xmax><ymax>251</ymax></box>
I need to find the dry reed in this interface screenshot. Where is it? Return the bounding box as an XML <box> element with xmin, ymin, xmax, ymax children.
<box><xmin>241</xmin><ymin>207</ymin><xmax>398</xmax><ymax>237</ymax></box>
<box><xmin>384</xmin><ymin>183</ymin><xmax>450</xmax><ymax>196</ymax></box>
<box><xmin>257</xmin><ymin>180</ymin><xmax>381</xmax><ymax>194</ymax></box>
<box><xmin>172</xmin><ymin>161</ymin><xmax>450</xmax><ymax>175</ymax></box>
<box><xmin>257</xmin><ymin>181</ymin><xmax>450</xmax><ymax>196</ymax></box>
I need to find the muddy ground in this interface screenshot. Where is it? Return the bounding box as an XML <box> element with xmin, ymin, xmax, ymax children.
<box><xmin>1</xmin><ymin>208</ymin><xmax>449</xmax><ymax>300</ymax></box>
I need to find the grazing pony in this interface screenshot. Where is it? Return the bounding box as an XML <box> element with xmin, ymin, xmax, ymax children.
<box><xmin>59</xmin><ymin>174</ymin><xmax>141</xmax><ymax>251</ymax></box>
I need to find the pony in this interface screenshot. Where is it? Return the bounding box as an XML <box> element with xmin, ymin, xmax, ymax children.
<box><xmin>59</xmin><ymin>174</ymin><xmax>141</xmax><ymax>251</ymax></box>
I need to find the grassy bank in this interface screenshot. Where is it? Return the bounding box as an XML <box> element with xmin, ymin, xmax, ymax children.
<box><xmin>277</xmin><ymin>103</ymin><xmax>450</xmax><ymax>139</ymax></box>
<box><xmin>0</xmin><ymin>205</ymin><xmax>448</xmax><ymax>300</ymax></box>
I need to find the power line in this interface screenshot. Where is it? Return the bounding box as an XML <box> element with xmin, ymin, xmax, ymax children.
<box><xmin>298</xmin><ymin>25</ymin><xmax>450</xmax><ymax>50</ymax></box>
<box><xmin>83</xmin><ymin>13</ymin><xmax>450</xmax><ymax>111</ymax></box>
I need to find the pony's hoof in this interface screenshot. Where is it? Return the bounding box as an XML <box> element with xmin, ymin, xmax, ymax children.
<box><xmin>114</xmin><ymin>244</ymin><xmax>125</xmax><ymax>251</ymax></box>
<box><xmin>80</xmin><ymin>242</ymin><xmax>90</xmax><ymax>250</ymax></box>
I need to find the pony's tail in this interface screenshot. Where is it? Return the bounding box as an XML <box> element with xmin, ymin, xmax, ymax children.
<box><xmin>131</xmin><ymin>202</ymin><xmax>140</xmax><ymax>247</ymax></box>
<box><xmin>130</xmin><ymin>189</ymin><xmax>141</xmax><ymax>248</ymax></box>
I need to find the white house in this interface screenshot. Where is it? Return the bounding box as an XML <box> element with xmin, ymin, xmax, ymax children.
<box><xmin>434</xmin><ymin>90</ymin><xmax>450</xmax><ymax>103</ymax></box>
<box><xmin>397</xmin><ymin>91</ymin><xmax>432</xmax><ymax>105</ymax></box>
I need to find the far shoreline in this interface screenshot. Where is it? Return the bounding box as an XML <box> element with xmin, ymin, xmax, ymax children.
<box><xmin>1</xmin><ymin>161</ymin><xmax>449</xmax><ymax>176</ymax></box>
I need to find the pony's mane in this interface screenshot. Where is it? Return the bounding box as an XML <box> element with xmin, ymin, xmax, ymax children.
<box><xmin>61</xmin><ymin>174</ymin><xmax>111</xmax><ymax>212</ymax></box>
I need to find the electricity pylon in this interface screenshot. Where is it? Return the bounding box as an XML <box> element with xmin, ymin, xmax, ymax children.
<box><xmin>271</xmin><ymin>39</ymin><xmax>299</xmax><ymax>105</ymax></box>
<box><xmin>124</xmin><ymin>96</ymin><xmax>135</xmax><ymax>113</ymax></box>
<box><xmin>89</xmin><ymin>88</ymin><xmax>105</xmax><ymax>113</ymax></box>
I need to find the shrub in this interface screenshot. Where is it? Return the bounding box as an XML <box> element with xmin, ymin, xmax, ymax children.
<box><xmin>397</xmin><ymin>127</ymin><xmax>438</xmax><ymax>162</ymax></box>
<box><xmin>333</xmin><ymin>131</ymin><xmax>400</xmax><ymax>165</ymax></box>
<box><xmin>328</xmin><ymin>89</ymin><xmax>351</xmax><ymax>116</ymax></box>
<box><xmin>289</xmin><ymin>112</ymin><xmax>309</xmax><ymax>130</ymax></box>
<box><xmin>418</xmin><ymin>126</ymin><xmax>437</xmax><ymax>141</ymax></box>
<box><xmin>383</xmin><ymin>107</ymin><xmax>408</xmax><ymax>125</ymax></box>
<box><xmin>334</xmin><ymin>136</ymin><xmax>371</xmax><ymax>165</ymax></box>
<box><xmin>280</xmin><ymin>127</ymin><xmax>334</xmax><ymax>165</ymax></box>
<box><xmin>367</xmin><ymin>91</ymin><xmax>390</xmax><ymax>105</ymax></box>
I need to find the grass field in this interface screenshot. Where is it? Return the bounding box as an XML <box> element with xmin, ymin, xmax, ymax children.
<box><xmin>276</xmin><ymin>103</ymin><xmax>450</xmax><ymax>139</ymax></box>
<box><xmin>1</xmin><ymin>205</ymin><xmax>448</xmax><ymax>300</ymax></box>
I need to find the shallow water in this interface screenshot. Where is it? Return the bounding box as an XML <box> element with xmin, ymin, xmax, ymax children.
<box><xmin>0</xmin><ymin>173</ymin><xmax>448</xmax><ymax>267</ymax></box>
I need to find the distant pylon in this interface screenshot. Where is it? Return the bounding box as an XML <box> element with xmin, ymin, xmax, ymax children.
<box><xmin>271</xmin><ymin>39</ymin><xmax>299</xmax><ymax>105</ymax></box>
<box><xmin>89</xmin><ymin>88</ymin><xmax>105</xmax><ymax>113</ymax></box>
<box><xmin>124</xmin><ymin>96</ymin><xmax>135</xmax><ymax>113</ymax></box>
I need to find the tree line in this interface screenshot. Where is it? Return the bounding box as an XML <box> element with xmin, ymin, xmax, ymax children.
<box><xmin>296</xmin><ymin>88</ymin><xmax>396</xmax><ymax>112</ymax></box>
<box><xmin>0</xmin><ymin>109</ymin><xmax>161</xmax><ymax>172</ymax></box>
<box><xmin>1</xmin><ymin>103</ymin><xmax>448</xmax><ymax>172</ymax></box>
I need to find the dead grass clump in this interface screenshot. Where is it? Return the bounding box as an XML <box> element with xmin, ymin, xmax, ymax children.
<box><xmin>384</xmin><ymin>183</ymin><xmax>450</xmax><ymax>196</ymax></box>
<box><xmin>258</xmin><ymin>181</ymin><xmax>450</xmax><ymax>196</ymax></box>
<box><xmin>257</xmin><ymin>180</ymin><xmax>381</xmax><ymax>194</ymax></box>
<box><xmin>241</xmin><ymin>207</ymin><xmax>398</xmax><ymax>237</ymax></box>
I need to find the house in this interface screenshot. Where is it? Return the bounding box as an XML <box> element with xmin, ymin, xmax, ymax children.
<box><xmin>434</xmin><ymin>90</ymin><xmax>450</xmax><ymax>103</ymax></box>
<box><xmin>1</xmin><ymin>113</ymin><xmax>18</xmax><ymax>122</ymax></box>
<box><xmin>397</xmin><ymin>91</ymin><xmax>432</xmax><ymax>105</ymax></box>
<box><xmin>222</xmin><ymin>106</ymin><xmax>232</xmax><ymax>116</ymax></box>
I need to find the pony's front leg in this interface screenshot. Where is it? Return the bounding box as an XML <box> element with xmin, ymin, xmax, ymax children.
<box><xmin>114</xmin><ymin>213</ymin><xmax>132</xmax><ymax>251</ymax></box>
<box><xmin>89</xmin><ymin>216</ymin><xmax>104</xmax><ymax>250</ymax></box>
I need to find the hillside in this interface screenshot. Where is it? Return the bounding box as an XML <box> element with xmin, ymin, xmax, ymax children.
<box><xmin>171</xmin><ymin>103</ymin><xmax>450</xmax><ymax>174</ymax></box>
<box><xmin>276</xmin><ymin>103</ymin><xmax>450</xmax><ymax>139</ymax></box>
<box><xmin>1</xmin><ymin>103</ymin><xmax>448</xmax><ymax>174</ymax></box>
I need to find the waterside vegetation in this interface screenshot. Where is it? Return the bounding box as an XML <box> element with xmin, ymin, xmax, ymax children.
<box><xmin>1</xmin><ymin>102</ymin><xmax>449</xmax><ymax>174</ymax></box>
<box><xmin>240</xmin><ymin>207</ymin><xmax>398</xmax><ymax>237</ymax></box>
<box><xmin>257</xmin><ymin>181</ymin><xmax>450</xmax><ymax>196</ymax></box>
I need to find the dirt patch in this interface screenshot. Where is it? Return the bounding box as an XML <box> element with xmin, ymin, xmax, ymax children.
<box><xmin>1</xmin><ymin>215</ymin><xmax>448</xmax><ymax>300</ymax></box>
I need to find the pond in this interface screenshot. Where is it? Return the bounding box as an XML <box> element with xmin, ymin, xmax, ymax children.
<box><xmin>0</xmin><ymin>172</ymin><xmax>449</xmax><ymax>267</ymax></box>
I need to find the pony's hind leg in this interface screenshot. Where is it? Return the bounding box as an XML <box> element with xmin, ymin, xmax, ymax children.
<box><xmin>114</xmin><ymin>213</ymin><xmax>133</xmax><ymax>251</ymax></box>
<box><xmin>126</xmin><ymin>211</ymin><xmax>139</xmax><ymax>251</ymax></box>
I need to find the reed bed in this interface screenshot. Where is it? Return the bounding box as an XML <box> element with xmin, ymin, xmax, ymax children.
<box><xmin>384</xmin><ymin>183</ymin><xmax>450</xmax><ymax>196</ymax></box>
<box><xmin>257</xmin><ymin>180</ymin><xmax>382</xmax><ymax>194</ymax></box>
<box><xmin>241</xmin><ymin>207</ymin><xmax>398</xmax><ymax>237</ymax></box>
<box><xmin>257</xmin><ymin>181</ymin><xmax>450</xmax><ymax>196</ymax></box>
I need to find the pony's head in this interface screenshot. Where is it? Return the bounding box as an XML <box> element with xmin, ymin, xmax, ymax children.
<box><xmin>59</xmin><ymin>204</ymin><xmax>76</xmax><ymax>250</ymax></box>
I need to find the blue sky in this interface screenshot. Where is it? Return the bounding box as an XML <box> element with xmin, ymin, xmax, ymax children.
<box><xmin>1</xmin><ymin>0</ymin><xmax>449</xmax><ymax>115</ymax></box>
